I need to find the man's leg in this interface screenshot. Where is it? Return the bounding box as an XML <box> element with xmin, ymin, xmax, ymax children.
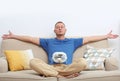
<box><xmin>29</xmin><ymin>58</ymin><xmax>58</xmax><ymax>77</ymax></box>
<box><xmin>58</xmin><ymin>58</ymin><xmax>87</xmax><ymax>76</ymax></box>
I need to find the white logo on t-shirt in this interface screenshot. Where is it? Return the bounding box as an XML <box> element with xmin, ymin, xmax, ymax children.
<box><xmin>52</xmin><ymin>52</ymin><xmax>67</xmax><ymax>63</ymax></box>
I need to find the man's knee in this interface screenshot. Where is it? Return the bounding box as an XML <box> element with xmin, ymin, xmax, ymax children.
<box><xmin>29</xmin><ymin>58</ymin><xmax>36</xmax><ymax>68</ymax></box>
<box><xmin>29</xmin><ymin>58</ymin><xmax>43</xmax><ymax>68</ymax></box>
<box><xmin>75</xmin><ymin>58</ymin><xmax>87</xmax><ymax>69</ymax></box>
<box><xmin>80</xmin><ymin>58</ymin><xmax>87</xmax><ymax>69</ymax></box>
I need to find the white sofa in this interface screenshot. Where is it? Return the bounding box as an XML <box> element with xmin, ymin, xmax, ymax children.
<box><xmin>0</xmin><ymin>39</ymin><xmax>120</xmax><ymax>81</ymax></box>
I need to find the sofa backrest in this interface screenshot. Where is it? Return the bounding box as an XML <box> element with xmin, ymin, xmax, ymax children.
<box><xmin>0</xmin><ymin>39</ymin><xmax>48</xmax><ymax>63</ymax></box>
<box><xmin>73</xmin><ymin>39</ymin><xmax>109</xmax><ymax>60</ymax></box>
<box><xmin>0</xmin><ymin>39</ymin><xmax>109</xmax><ymax>63</ymax></box>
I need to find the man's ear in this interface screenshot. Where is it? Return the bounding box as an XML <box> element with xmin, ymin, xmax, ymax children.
<box><xmin>65</xmin><ymin>28</ymin><xmax>67</xmax><ymax>32</ymax></box>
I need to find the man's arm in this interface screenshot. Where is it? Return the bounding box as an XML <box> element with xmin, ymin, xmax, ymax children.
<box><xmin>2</xmin><ymin>31</ymin><xmax>40</xmax><ymax>45</ymax></box>
<box><xmin>83</xmin><ymin>30</ymin><xmax>119</xmax><ymax>44</ymax></box>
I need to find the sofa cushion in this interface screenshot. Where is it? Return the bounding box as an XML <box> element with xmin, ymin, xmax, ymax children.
<box><xmin>85</xmin><ymin>57</ymin><xmax>105</xmax><ymax>70</ymax></box>
<box><xmin>105</xmin><ymin>57</ymin><xmax>119</xmax><ymax>71</ymax></box>
<box><xmin>83</xmin><ymin>45</ymin><xmax>115</xmax><ymax>70</ymax></box>
<box><xmin>59</xmin><ymin>70</ymin><xmax>120</xmax><ymax>81</ymax></box>
<box><xmin>0</xmin><ymin>70</ymin><xmax>57</xmax><ymax>81</ymax></box>
<box><xmin>4</xmin><ymin>49</ymin><xmax>34</xmax><ymax>71</ymax></box>
<box><xmin>84</xmin><ymin>45</ymin><xmax>115</xmax><ymax>58</ymax></box>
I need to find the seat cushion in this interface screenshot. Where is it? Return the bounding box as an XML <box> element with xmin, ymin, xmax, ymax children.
<box><xmin>0</xmin><ymin>70</ymin><xmax>57</xmax><ymax>81</ymax></box>
<box><xmin>59</xmin><ymin>70</ymin><xmax>120</xmax><ymax>81</ymax></box>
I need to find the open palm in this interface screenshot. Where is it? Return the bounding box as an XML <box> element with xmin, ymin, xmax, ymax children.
<box><xmin>2</xmin><ymin>31</ymin><xmax>13</xmax><ymax>39</ymax></box>
<box><xmin>107</xmin><ymin>30</ymin><xmax>119</xmax><ymax>39</ymax></box>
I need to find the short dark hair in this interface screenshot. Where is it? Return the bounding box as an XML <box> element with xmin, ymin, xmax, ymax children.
<box><xmin>55</xmin><ymin>21</ymin><xmax>65</xmax><ymax>27</ymax></box>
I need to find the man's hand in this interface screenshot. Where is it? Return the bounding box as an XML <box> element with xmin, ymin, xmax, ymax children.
<box><xmin>2</xmin><ymin>31</ymin><xmax>40</xmax><ymax>45</ymax></box>
<box><xmin>107</xmin><ymin>30</ymin><xmax>119</xmax><ymax>39</ymax></box>
<box><xmin>83</xmin><ymin>30</ymin><xmax>119</xmax><ymax>44</ymax></box>
<box><xmin>2</xmin><ymin>31</ymin><xmax>14</xmax><ymax>40</ymax></box>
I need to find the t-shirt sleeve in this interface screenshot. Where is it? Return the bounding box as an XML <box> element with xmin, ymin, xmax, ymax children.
<box><xmin>74</xmin><ymin>38</ymin><xmax>83</xmax><ymax>49</ymax></box>
<box><xmin>39</xmin><ymin>38</ymin><xmax>48</xmax><ymax>52</ymax></box>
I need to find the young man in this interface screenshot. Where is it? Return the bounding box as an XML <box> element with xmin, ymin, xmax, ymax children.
<box><xmin>2</xmin><ymin>21</ymin><xmax>119</xmax><ymax>78</ymax></box>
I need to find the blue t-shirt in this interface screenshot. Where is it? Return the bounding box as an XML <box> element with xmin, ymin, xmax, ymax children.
<box><xmin>40</xmin><ymin>38</ymin><xmax>83</xmax><ymax>65</ymax></box>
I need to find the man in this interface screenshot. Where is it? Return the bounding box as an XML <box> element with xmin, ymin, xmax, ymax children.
<box><xmin>2</xmin><ymin>21</ymin><xmax>119</xmax><ymax>78</ymax></box>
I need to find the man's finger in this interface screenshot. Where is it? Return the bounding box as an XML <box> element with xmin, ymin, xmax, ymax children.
<box><xmin>9</xmin><ymin>30</ymin><xmax>12</xmax><ymax>35</ymax></box>
<box><xmin>108</xmin><ymin>30</ymin><xmax>112</xmax><ymax>34</ymax></box>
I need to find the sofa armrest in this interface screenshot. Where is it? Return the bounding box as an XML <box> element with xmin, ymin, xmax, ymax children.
<box><xmin>0</xmin><ymin>57</ymin><xmax>8</xmax><ymax>73</ymax></box>
<box><xmin>105</xmin><ymin>57</ymin><xmax>119</xmax><ymax>71</ymax></box>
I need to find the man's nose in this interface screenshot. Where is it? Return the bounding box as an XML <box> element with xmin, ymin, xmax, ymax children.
<box><xmin>59</xmin><ymin>27</ymin><xmax>62</xmax><ymax>30</ymax></box>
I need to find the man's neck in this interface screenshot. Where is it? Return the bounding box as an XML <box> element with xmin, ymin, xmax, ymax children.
<box><xmin>56</xmin><ymin>36</ymin><xmax>65</xmax><ymax>40</ymax></box>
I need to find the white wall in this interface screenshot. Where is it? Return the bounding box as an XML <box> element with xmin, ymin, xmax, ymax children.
<box><xmin>0</xmin><ymin>0</ymin><xmax>120</xmax><ymax>67</ymax></box>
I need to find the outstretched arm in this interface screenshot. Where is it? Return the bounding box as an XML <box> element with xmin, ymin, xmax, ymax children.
<box><xmin>2</xmin><ymin>31</ymin><xmax>40</xmax><ymax>45</ymax></box>
<box><xmin>83</xmin><ymin>30</ymin><xmax>119</xmax><ymax>44</ymax></box>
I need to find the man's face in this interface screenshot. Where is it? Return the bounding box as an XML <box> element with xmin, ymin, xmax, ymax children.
<box><xmin>54</xmin><ymin>23</ymin><xmax>66</xmax><ymax>36</ymax></box>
